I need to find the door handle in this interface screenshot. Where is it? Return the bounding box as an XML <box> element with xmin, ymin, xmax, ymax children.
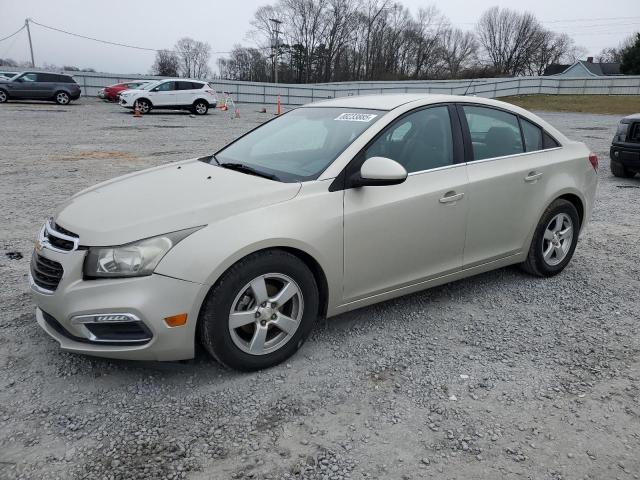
<box><xmin>439</xmin><ymin>192</ymin><xmax>464</xmax><ymax>204</ymax></box>
<box><xmin>524</xmin><ymin>171</ymin><xmax>543</xmax><ymax>182</ymax></box>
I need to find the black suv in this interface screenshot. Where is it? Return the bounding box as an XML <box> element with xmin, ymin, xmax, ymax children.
<box><xmin>0</xmin><ymin>71</ymin><xmax>81</xmax><ymax>105</ymax></box>
<box><xmin>610</xmin><ymin>114</ymin><xmax>640</xmax><ymax>178</ymax></box>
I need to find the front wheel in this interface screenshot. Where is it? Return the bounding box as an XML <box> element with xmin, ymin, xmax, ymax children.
<box><xmin>521</xmin><ymin>199</ymin><xmax>580</xmax><ymax>277</ymax></box>
<box><xmin>192</xmin><ymin>100</ymin><xmax>209</xmax><ymax>115</ymax></box>
<box><xmin>134</xmin><ymin>99</ymin><xmax>151</xmax><ymax>114</ymax></box>
<box><xmin>0</xmin><ymin>89</ymin><xmax>8</xmax><ymax>103</ymax></box>
<box><xmin>199</xmin><ymin>250</ymin><xmax>319</xmax><ymax>371</ymax></box>
<box><xmin>54</xmin><ymin>91</ymin><xmax>70</xmax><ymax>105</ymax></box>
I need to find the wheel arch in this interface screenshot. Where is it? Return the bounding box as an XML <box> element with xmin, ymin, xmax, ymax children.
<box><xmin>135</xmin><ymin>97</ymin><xmax>153</xmax><ymax>107</ymax></box>
<box><xmin>193</xmin><ymin>98</ymin><xmax>209</xmax><ymax>106</ymax></box>
<box><xmin>195</xmin><ymin>245</ymin><xmax>330</xmax><ymax>327</ymax></box>
<box><xmin>556</xmin><ymin>193</ymin><xmax>584</xmax><ymax>227</ymax></box>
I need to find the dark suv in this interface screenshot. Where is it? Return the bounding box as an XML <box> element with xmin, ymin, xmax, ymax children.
<box><xmin>610</xmin><ymin>114</ymin><xmax>640</xmax><ymax>178</ymax></box>
<box><xmin>0</xmin><ymin>72</ymin><xmax>81</xmax><ymax>105</ymax></box>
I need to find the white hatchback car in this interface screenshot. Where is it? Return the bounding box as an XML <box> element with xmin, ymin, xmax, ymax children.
<box><xmin>119</xmin><ymin>79</ymin><xmax>217</xmax><ymax>115</ymax></box>
<box><xmin>30</xmin><ymin>94</ymin><xmax>597</xmax><ymax>370</ymax></box>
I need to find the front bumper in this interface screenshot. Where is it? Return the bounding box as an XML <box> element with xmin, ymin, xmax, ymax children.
<box><xmin>30</xmin><ymin>245</ymin><xmax>206</xmax><ymax>361</ymax></box>
<box><xmin>610</xmin><ymin>144</ymin><xmax>640</xmax><ymax>170</ymax></box>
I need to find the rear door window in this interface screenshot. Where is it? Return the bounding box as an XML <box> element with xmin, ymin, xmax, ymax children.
<box><xmin>463</xmin><ymin>106</ymin><xmax>524</xmax><ymax>160</ymax></box>
<box><xmin>521</xmin><ymin>118</ymin><xmax>543</xmax><ymax>152</ymax></box>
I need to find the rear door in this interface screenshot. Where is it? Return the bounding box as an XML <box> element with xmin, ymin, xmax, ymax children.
<box><xmin>176</xmin><ymin>81</ymin><xmax>204</xmax><ymax>105</ymax></box>
<box><xmin>458</xmin><ymin>104</ymin><xmax>560</xmax><ymax>268</ymax></box>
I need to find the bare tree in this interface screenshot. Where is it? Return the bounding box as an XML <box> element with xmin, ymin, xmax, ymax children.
<box><xmin>174</xmin><ymin>37</ymin><xmax>212</xmax><ymax>79</ymax></box>
<box><xmin>151</xmin><ymin>49</ymin><xmax>180</xmax><ymax>77</ymax></box>
<box><xmin>440</xmin><ymin>28</ymin><xmax>477</xmax><ymax>78</ymax></box>
<box><xmin>476</xmin><ymin>7</ymin><xmax>547</xmax><ymax>76</ymax></box>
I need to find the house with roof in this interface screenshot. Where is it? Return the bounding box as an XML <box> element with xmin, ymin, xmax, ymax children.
<box><xmin>543</xmin><ymin>57</ymin><xmax>622</xmax><ymax>77</ymax></box>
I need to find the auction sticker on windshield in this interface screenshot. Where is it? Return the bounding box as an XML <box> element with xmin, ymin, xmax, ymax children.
<box><xmin>334</xmin><ymin>113</ymin><xmax>378</xmax><ymax>122</ymax></box>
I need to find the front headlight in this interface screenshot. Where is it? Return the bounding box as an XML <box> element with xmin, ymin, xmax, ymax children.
<box><xmin>83</xmin><ymin>227</ymin><xmax>202</xmax><ymax>278</ymax></box>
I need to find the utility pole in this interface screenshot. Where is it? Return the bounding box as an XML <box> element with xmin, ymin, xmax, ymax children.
<box><xmin>25</xmin><ymin>18</ymin><xmax>35</xmax><ymax>67</ymax></box>
<box><xmin>269</xmin><ymin>18</ymin><xmax>282</xmax><ymax>84</ymax></box>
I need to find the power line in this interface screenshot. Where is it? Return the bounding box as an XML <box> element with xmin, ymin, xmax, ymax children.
<box><xmin>0</xmin><ymin>25</ymin><xmax>25</xmax><ymax>43</ymax></box>
<box><xmin>26</xmin><ymin>19</ymin><xmax>255</xmax><ymax>55</ymax></box>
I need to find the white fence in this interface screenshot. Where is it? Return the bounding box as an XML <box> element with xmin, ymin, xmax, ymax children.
<box><xmin>2</xmin><ymin>67</ymin><xmax>640</xmax><ymax>104</ymax></box>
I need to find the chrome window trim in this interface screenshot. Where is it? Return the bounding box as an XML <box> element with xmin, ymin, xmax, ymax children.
<box><xmin>407</xmin><ymin>162</ymin><xmax>463</xmax><ymax>176</ymax></box>
<box><xmin>465</xmin><ymin>146</ymin><xmax>563</xmax><ymax>166</ymax></box>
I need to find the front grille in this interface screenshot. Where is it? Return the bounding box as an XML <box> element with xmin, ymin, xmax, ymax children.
<box><xmin>44</xmin><ymin>222</ymin><xmax>79</xmax><ymax>252</ymax></box>
<box><xmin>31</xmin><ymin>252</ymin><xmax>63</xmax><ymax>291</ymax></box>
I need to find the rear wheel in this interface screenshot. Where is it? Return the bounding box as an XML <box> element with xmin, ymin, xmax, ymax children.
<box><xmin>192</xmin><ymin>100</ymin><xmax>209</xmax><ymax>115</ymax></box>
<box><xmin>521</xmin><ymin>199</ymin><xmax>580</xmax><ymax>277</ymax></box>
<box><xmin>54</xmin><ymin>91</ymin><xmax>70</xmax><ymax>105</ymax></box>
<box><xmin>610</xmin><ymin>160</ymin><xmax>635</xmax><ymax>178</ymax></box>
<box><xmin>0</xmin><ymin>89</ymin><xmax>7</xmax><ymax>103</ymax></box>
<box><xmin>134</xmin><ymin>99</ymin><xmax>151</xmax><ymax>114</ymax></box>
<box><xmin>199</xmin><ymin>250</ymin><xmax>319</xmax><ymax>371</ymax></box>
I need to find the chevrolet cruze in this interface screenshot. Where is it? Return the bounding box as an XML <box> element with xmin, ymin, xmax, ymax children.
<box><xmin>30</xmin><ymin>94</ymin><xmax>598</xmax><ymax>370</ymax></box>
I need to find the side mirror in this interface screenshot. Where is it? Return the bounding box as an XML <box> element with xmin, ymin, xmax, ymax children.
<box><xmin>350</xmin><ymin>156</ymin><xmax>407</xmax><ymax>188</ymax></box>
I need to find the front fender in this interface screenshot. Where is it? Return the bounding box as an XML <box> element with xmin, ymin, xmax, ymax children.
<box><xmin>154</xmin><ymin>181</ymin><xmax>344</xmax><ymax>312</ymax></box>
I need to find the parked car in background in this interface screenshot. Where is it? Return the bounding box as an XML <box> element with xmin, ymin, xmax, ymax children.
<box><xmin>97</xmin><ymin>88</ymin><xmax>105</xmax><ymax>99</ymax></box>
<box><xmin>610</xmin><ymin>113</ymin><xmax>640</xmax><ymax>178</ymax></box>
<box><xmin>0</xmin><ymin>72</ymin><xmax>81</xmax><ymax>105</ymax></box>
<box><xmin>119</xmin><ymin>79</ymin><xmax>217</xmax><ymax>115</ymax></box>
<box><xmin>103</xmin><ymin>81</ymin><xmax>151</xmax><ymax>102</ymax></box>
<box><xmin>0</xmin><ymin>72</ymin><xmax>17</xmax><ymax>79</ymax></box>
<box><xmin>30</xmin><ymin>94</ymin><xmax>597</xmax><ymax>370</ymax></box>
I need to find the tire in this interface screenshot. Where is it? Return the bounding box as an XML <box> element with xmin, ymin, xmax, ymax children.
<box><xmin>199</xmin><ymin>250</ymin><xmax>319</xmax><ymax>371</ymax></box>
<box><xmin>192</xmin><ymin>100</ymin><xmax>209</xmax><ymax>115</ymax></box>
<box><xmin>610</xmin><ymin>160</ymin><xmax>635</xmax><ymax>178</ymax></box>
<box><xmin>54</xmin><ymin>91</ymin><xmax>70</xmax><ymax>105</ymax></box>
<box><xmin>521</xmin><ymin>199</ymin><xmax>580</xmax><ymax>277</ymax></box>
<box><xmin>0</xmin><ymin>89</ymin><xmax>7</xmax><ymax>103</ymax></box>
<box><xmin>134</xmin><ymin>98</ymin><xmax>151</xmax><ymax>114</ymax></box>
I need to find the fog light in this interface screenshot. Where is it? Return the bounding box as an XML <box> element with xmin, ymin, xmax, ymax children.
<box><xmin>164</xmin><ymin>313</ymin><xmax>188</xmax><ymax>328</ymax></box>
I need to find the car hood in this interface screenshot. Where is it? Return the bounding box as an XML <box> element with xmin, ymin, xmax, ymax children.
<box><xmin>54</xmin><ymin>158</ymin><xmax>302</xmax><ymax>246</ymax></box>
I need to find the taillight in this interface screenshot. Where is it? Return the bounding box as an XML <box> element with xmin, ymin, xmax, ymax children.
<box><xmin>588</xmin><ymin>152</ymin><xmax>598</xmax><ymax>170</ymax></box>
<box><xmin>205</xmin><ymin>89</ymin><xmax>216</xmax><ymax>96</ymax></box>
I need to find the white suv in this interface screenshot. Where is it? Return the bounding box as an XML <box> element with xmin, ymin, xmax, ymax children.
<box><xmin>119</xmin><ymin>79</ymin><xmax>217</xmax><ymax>115</ymax></box>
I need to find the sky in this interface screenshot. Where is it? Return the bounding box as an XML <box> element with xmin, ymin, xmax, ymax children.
<box><xmin>1</xmin><ymin>0</ymin><xmax>638</xmax><ymax>75</ymax></box>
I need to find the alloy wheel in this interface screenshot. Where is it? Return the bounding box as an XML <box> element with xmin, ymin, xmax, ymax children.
<box><xmin>228</xmin><ymin>273</ymin><xmax>304</xmax><ymax>356</ymax></box>
<box><xmin>135</xmin><ymin>100</ymin><xmax>149</xmax><ymax>113</ymax></box>
<box><xmin>56</xmin><ymin>92</ymin><xmax>69</xmax><ymax>105</ymax></box>
<box><xmin>195</xmin><ymin>103</ymin><xmax>207</xmax><ymax>114</ymax></box>
<box><xmin>542</xmin><ymin>213</ymin><xmax>573</xmax><ymax>266</ymax></box>
<box><xmin>0</xmin><ymin>90</ymin><xmax>7</xmax><ymax>103</ymax></box>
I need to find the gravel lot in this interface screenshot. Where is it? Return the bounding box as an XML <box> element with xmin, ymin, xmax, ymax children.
<box><xmin>1</xmin><ymin>98</ymin><xmax>639</xmax><ymax>480</ymax></box>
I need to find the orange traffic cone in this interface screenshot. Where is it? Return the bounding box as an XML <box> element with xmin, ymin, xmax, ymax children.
<box><xmin>133</xmin><ymin>104</ymin><xmax>142</xmax><ymax>117</ymax></box>
<box><xmin>276</xmin><ymin>95</ymin><xmax>281</xmax><ymax>115</ymax></box>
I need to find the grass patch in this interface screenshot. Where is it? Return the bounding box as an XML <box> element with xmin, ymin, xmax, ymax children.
<box><xmin>498</xmin><ymin>95</ymin><xmax>640</xmax><ymax>116</ymax></box>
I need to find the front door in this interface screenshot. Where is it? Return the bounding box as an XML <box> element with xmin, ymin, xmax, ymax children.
<box><xmin>343</xmin><ymin>105</ymin><xmax>468</xmax><ymax>302</ymax></box>
<box><xmin>147</xmin><ymin>81</ymin><xmax>177</xmax><ymax>106</ymax></box>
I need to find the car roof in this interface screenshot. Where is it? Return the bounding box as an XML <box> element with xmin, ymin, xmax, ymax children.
<box><xmin>307</xmin><ymin>93</ymin><xmax>524</xmax><ymax>112</ymax></box>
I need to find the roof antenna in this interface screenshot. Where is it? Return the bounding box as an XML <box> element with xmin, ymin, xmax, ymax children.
<box><xmin>463</xmin><ymin>77</ymin><xmax>475</xmax><ymax>96</ymax></box>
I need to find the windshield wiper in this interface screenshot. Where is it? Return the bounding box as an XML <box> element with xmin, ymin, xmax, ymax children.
<box><xmin>219</xmin><ymin>162</ymin><xmax>279</xmax><ymax>181</ymax></box>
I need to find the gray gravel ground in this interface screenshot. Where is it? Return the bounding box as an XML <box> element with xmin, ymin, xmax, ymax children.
<box><xmin>1</xmin><ymin>98</ymin><xmax>639</xmax><ymax>480</ymax></box>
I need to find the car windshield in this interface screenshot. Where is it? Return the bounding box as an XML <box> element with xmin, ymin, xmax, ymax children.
<box><xmin>213</xmin><ymin>107</ymin><xmax>383</xmax><ymax>182</ymax></box>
